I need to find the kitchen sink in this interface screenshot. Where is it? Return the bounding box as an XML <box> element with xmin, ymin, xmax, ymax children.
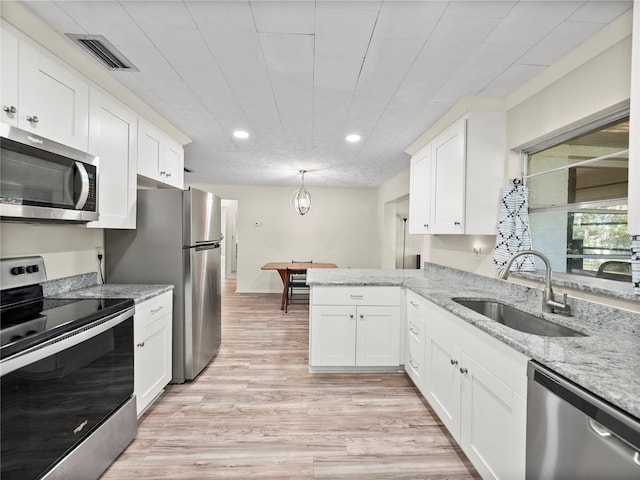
<box><xmin>452</xmin><ymin>299</ymin><xmax>587</xmax><ymax>337</ymax></box>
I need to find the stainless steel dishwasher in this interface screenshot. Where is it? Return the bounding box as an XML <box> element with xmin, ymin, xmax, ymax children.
<box><xmin>526</xmin><ymin>361</ymin><xmax>640</xmax><ymax>479</ymax></box>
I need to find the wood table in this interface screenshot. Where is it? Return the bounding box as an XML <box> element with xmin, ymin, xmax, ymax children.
<box><xmin>261</xmin><ymin>262</ymin><xmax>338</xmax><ymax>310</ymax></box>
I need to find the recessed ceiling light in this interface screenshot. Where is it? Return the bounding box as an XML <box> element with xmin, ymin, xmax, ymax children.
<box><xmin>233</xmin><ymin>130</ymin><xmax>249</xmax><ymax>139</ymax></box>
<box><xmin>345</xmin><ymin>134</ymin><xmax>361</xmax><ymax>143</ymax></box>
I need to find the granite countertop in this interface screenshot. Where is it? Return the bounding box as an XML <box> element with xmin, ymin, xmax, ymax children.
<box><xmin>307</xmin><ymin>266</ymin><xmax>640</xmax><ymax>419</ymax></box>
<box><xmin>52</xmin><ymin>283</ymin><xmax>173</xmax><ymax>304</ymax></box>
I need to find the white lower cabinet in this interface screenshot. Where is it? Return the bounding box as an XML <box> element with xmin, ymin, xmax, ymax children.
<box><xmin>134</xmin><ymin>291</ymin><xmax>173</xmax><ymax>417</ymax></box>
<box><xmin>406</xmin><ymin>293</ymin><xmax>528</xmax><ymax>480</ymax></box>
<box><xmin>310</xmin><ymin>286</ymin><xmax>401</xmax><ymax>369</ymax></box>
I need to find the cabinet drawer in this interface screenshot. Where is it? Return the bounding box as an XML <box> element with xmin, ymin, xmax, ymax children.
<box><xmin>135</xmin><ymin>291</ymin><xmax>172</xmax><ymax>331</ymax></box>
<box><xmin>312</xmin><ymin>286</ymin><xmax>401</xmax><ymax>306</ymax></box>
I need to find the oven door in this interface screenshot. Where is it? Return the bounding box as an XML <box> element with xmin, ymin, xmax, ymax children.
<box><xmin>0</xmin><ymin>124</ymin><xmax>98</xmax><ymax>222</ymax></box>
<box><xmin>0</xmin><ymin>308</ymin><xmax>134</xmax><ymax>480</ymax></box>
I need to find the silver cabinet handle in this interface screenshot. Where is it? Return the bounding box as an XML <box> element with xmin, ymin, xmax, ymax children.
<box><xmin>350</xmin><ymin>294</ymin><xmax>363</xmax><ymax>299</ymax></box>
<box><xmin>26</xmin><ymin>115</ymin><xmax>39</xmax><ymax>123</ymax></box>
<box><xmin>150</xmin><ymin>306</ymin><xmax>163</xmax><ymax>314</ymax></box>
<box><xmin>450</xmin><ymin>359</ymin><xmax>458</xmax><ymax>365</ymax></box>
<box><xmin>409</xmin><ymin>300</ymin><xmax>418</xmax><ymax>307</ymax></box>
<box><xmin>409</xmin><ymin>326</ymin><xmax>419</xmax><ymax>336</ymax></box>
<box><xmin>3</xmin><ymin>105</ymin><xmax>16</xmax><ymax>113</ymax></box>
<box><xmin>409</xmin><ymin>359</ymin><xmax>418</xmax><ymax>369</ymax></box>
<box><xmin>459</xmin><ymin>367</ymin><xmax>468</xmax><ymax>374</ymax></box>
<box><xmin>137</xmin><ymin>341</ymin><xmax>145</xmax><ymax>348</ymax></box>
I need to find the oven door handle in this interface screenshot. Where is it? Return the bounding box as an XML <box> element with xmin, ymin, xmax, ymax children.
<box><xmin>74</xmin><ymin>161</ymin><xmax>90</xmax><ymax>210</ymax></box>
<box><xmin>0</xmin><ymin>306</ymin><xmax>134</xmax><ymax>376</ymax></box>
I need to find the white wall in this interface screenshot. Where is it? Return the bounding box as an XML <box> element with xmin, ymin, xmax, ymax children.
<box><xmin>190</xmin><ymin>183</ymin><xmax>379</xmax><ymax>293</ymax></box>
<box><xmin>415</xmin><ymin>12</ymin><xmax>633</xmax><ymax>280</ymax></box>
<box><xmin>0</xmin><ymin>223</ymin><xmax>104</xmax><ymax>280</ymax></box>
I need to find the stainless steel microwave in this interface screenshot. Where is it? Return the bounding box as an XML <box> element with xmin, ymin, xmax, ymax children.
<box><xmin>0</xmin><ymin>124</ymin><xmax>98</xmax><ymax>222</ymax></box>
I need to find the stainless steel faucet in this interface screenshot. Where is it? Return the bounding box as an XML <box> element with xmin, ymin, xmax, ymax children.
<box><xmin>498</xmin><ymin>250</ymin><xmax>571</xmax><ymax>315</ymax></box>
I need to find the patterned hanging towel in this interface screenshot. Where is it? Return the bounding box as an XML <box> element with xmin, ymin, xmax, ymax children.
<box><xmin>493</xmin><ymin>185</ymin><xmax>535</xmax><ymax>271</ymax></box>
<box><xmin>631</xmin><ymin>235</ymin><xmax>640</xmax><ymax>295</ymax></box>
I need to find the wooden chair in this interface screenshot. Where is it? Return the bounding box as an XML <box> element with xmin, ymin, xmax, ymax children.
<box><xmin>285</xmin><ymin>266</ymin><xmax>310</xmax><ymax>312</ymax></box>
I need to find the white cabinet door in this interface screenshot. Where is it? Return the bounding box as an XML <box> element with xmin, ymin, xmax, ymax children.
<box><xmin>164</xmin><ymin>139</ymin><xmax>184</xmax><ymax>189</ymax></box>
<box><xmin>87</xmin><ymin>89</ymin><xmax>137</xmax><ymax>229</ymax></box>
<box><xmin>134</xmin><ymin>292</ymin><xmax>173</xmax><ymax>417</ymax></box>
<box><xmin>138</xmin><ymin>118</ymin><xmax>164</xmax><ymax>182</ymax></box>
<box><xmin>409</xmin><ymin>146</ymin><xmax>432</xmax><ymax>234</ymax></box>
<box><xmin>460</xmin><ymin>353</ymin><xmax>526</xmax><ymax>480</ymax></box>
<box><xmin>135</xmin><ymin>312</ymin><xmax>171</xmax><ymax>416</ymax></box>
<box><xmin>431</xmin><ymin>119</ymin><xmax>466</xmax><ymax>234</ymax></box>
<box><xmin>1</xmin><ymin>28</ymin><xmax>19</xmax><ymax>127</ymax></box>
<box><xmin>425</xmin><ymin>328</ymin><xmax>462</xmax><ymax>440</ymax></box>
<box><xmin>310</xmin><ymin>305</ymin><xmax>357</xmax><ymax>366</ymax></box>
<box><xmin>18</xmin><ymin>41</ymin><xmax>89</xmax><ymax>150</ymax></box>
<box><xmin>355</xmin><ymin>305</ymin><xmax>400</xmax><ymax>367</ymax></box>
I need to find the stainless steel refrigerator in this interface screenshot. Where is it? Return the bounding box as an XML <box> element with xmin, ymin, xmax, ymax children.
<box><xmin>105</xmin><ymin>188</ymin><xmax>222</xmax><ymax>383</ymax></box>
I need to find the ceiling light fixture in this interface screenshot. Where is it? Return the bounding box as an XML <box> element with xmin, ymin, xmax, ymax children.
<box><xmin>345</xmin><ymin>134</ymin><xmax>361</xmax><ymax>143</ymax></box>
<box><xmin>291</xmin><ymin>170</ymin><xmax>311</xmax><ymax>216</ymax></box>
<box><xmin>233</xmin><ymin>130</ymin><xmax>249</xmax><ymax>139</ymax></box>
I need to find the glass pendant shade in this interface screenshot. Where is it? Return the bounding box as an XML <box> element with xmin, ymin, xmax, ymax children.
<box><xmin>291</xmin><ymin>170</ymin><xmax>311</xmax><ymax>215</ymax></box>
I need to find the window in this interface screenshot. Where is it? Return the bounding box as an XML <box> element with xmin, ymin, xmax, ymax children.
<box><xmin>526</xmin><ymin>115</ymin><xmax>630</xmax><ymax>282</ymax></box>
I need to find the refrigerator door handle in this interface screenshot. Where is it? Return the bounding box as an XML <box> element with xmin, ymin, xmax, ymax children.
<box><xmin>194</xmin><ymin>243</ymin><xmax>220</xmax><ymax>251</ymax></box>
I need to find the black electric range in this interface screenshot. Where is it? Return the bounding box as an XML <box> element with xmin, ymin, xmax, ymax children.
<box><xmin>1</xmin><ymin>284</ymin><xmax>134</xmax><ymax>359</ymax></box>
<box><xmin>0</xmin><ymin>256</ymin><xmax>134</xmax><ymax>360</ymax></box>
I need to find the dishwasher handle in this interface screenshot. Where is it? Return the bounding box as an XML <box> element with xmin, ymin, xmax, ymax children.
<box><xmin>588</xmin><ymin>418</ymin><xmax>640</xmax><ymax>466</ymax></box>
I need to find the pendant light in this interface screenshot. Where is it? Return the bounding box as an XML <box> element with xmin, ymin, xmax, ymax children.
<box><xmin>291</xmin><ymin>170</ymin><xmax>311</xmax><ymax>216</ymax></box>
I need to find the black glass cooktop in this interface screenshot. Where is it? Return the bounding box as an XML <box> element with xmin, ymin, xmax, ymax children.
<box><xmin>0</xmin><ymin>297</ymin><xmax>134</xmax><ymax>359</ymax></box>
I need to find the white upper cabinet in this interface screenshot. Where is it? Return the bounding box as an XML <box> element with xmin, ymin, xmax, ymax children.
<box><xmin>431</xmin><ymin>119</ymin><xmax>466</xmax><ymax>233</ymax></box>
<box><xmin>409</xmin><ymin>111</ymin><xmax>506</xmax><ymax>235</ymax></box>
<box><xmin>408</xmin><ymin>145</ymin><xmax>432</xmax><ymax>234</ymax></box>
<box><xmin>87</xmin><ymin>89</ymin><xmax>137</xmax><ymax>229</ymax></box>
<box><xmin>1</xmin><ymin>28</ymin><xmax>19</xmax><ymax>127</ymax></box>
<box><xmin>138</xmin><ymin>118</ymin><xmax>184</xmax><ymax>189</ymax></box>
<box><xmin>165</xmin><ymin>139</ymin><xmax>185</xmax><ymax>188</ymax></box>
<box><xmin>16</xmin><ymin>39</ymin><xmax>90</xmax><ymax>151</ymax></box>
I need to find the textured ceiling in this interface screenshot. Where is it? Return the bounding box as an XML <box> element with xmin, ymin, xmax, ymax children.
<box><xmin>21</xmin><ymin>0</ymin><xmax>632</xmax><ymax>188</ymax></box>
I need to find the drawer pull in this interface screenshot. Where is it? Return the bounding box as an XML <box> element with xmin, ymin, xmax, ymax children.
<box><xmin>150</xmin><ymin>306</ymin><xmax>164</xmax><ymax>314</ymax></box>
<box><xmin>350</xmin><ymin>294</ymin><xmax>364</xmax><ymax>299</ymax></box>
<box><xmin>459</xmin><ymin>367</ymin><xmax>468</xmax><ymax>374</ymax></box>
<box><xmin>137</xmin><ymin>341</ymin><xmax>145</xmax><ymax>348</ymax></box>
<box><xmin>409</xmin><ymin>327</ymin><xmax>419</xmax><ymax>336</ymax></box>
<box><xmin>349</xmin><ymin>314</ymin><xmax>354</xmax><ymax>319</ymax></box>
<box><xmin>450</xmin><ymin>359</ymin><xmax>458</xmax><ymax>365</ymax></box>
<box><xmin>359</xmin><ymin>314</ymin><xmax>364</xmax><ymax>320</ymax></box>
<box><xmin>409</xmin><ymin>359</ymin><xmax>419</xmax><ymax>369</ymax></box>
<box><xmin>409</xmin><ymin>301</ymin><xmax>418</xmax><ymax>307</ymax></box>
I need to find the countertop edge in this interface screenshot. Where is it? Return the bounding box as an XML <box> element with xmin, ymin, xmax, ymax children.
<box><xmin>50</xmin><ymin>284</ymin><xmax>174</xmax><ymax>304</ymax></box>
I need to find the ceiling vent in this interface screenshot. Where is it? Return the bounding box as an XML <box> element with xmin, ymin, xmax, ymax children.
<box><xmin>66</xmin><ymin>34</ymin><xmax>138</xmax><ymax>71</ymax></box>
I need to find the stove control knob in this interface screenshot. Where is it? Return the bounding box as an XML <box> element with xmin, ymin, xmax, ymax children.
<box><xmin>10</xmin><ymin>266</ymin><xmax>25</xmax><ymax>275</ymax></box>
<box><xmin>26</xmin><ymin>265</ymin><xmax>39</xmax><ymax>273</ymax></box>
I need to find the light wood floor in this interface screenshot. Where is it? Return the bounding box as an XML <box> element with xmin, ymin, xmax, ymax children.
<box><xmin>102</xmin><ymin>279</ymin><xmax>479</xmax><ymax>479</ymax></box>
